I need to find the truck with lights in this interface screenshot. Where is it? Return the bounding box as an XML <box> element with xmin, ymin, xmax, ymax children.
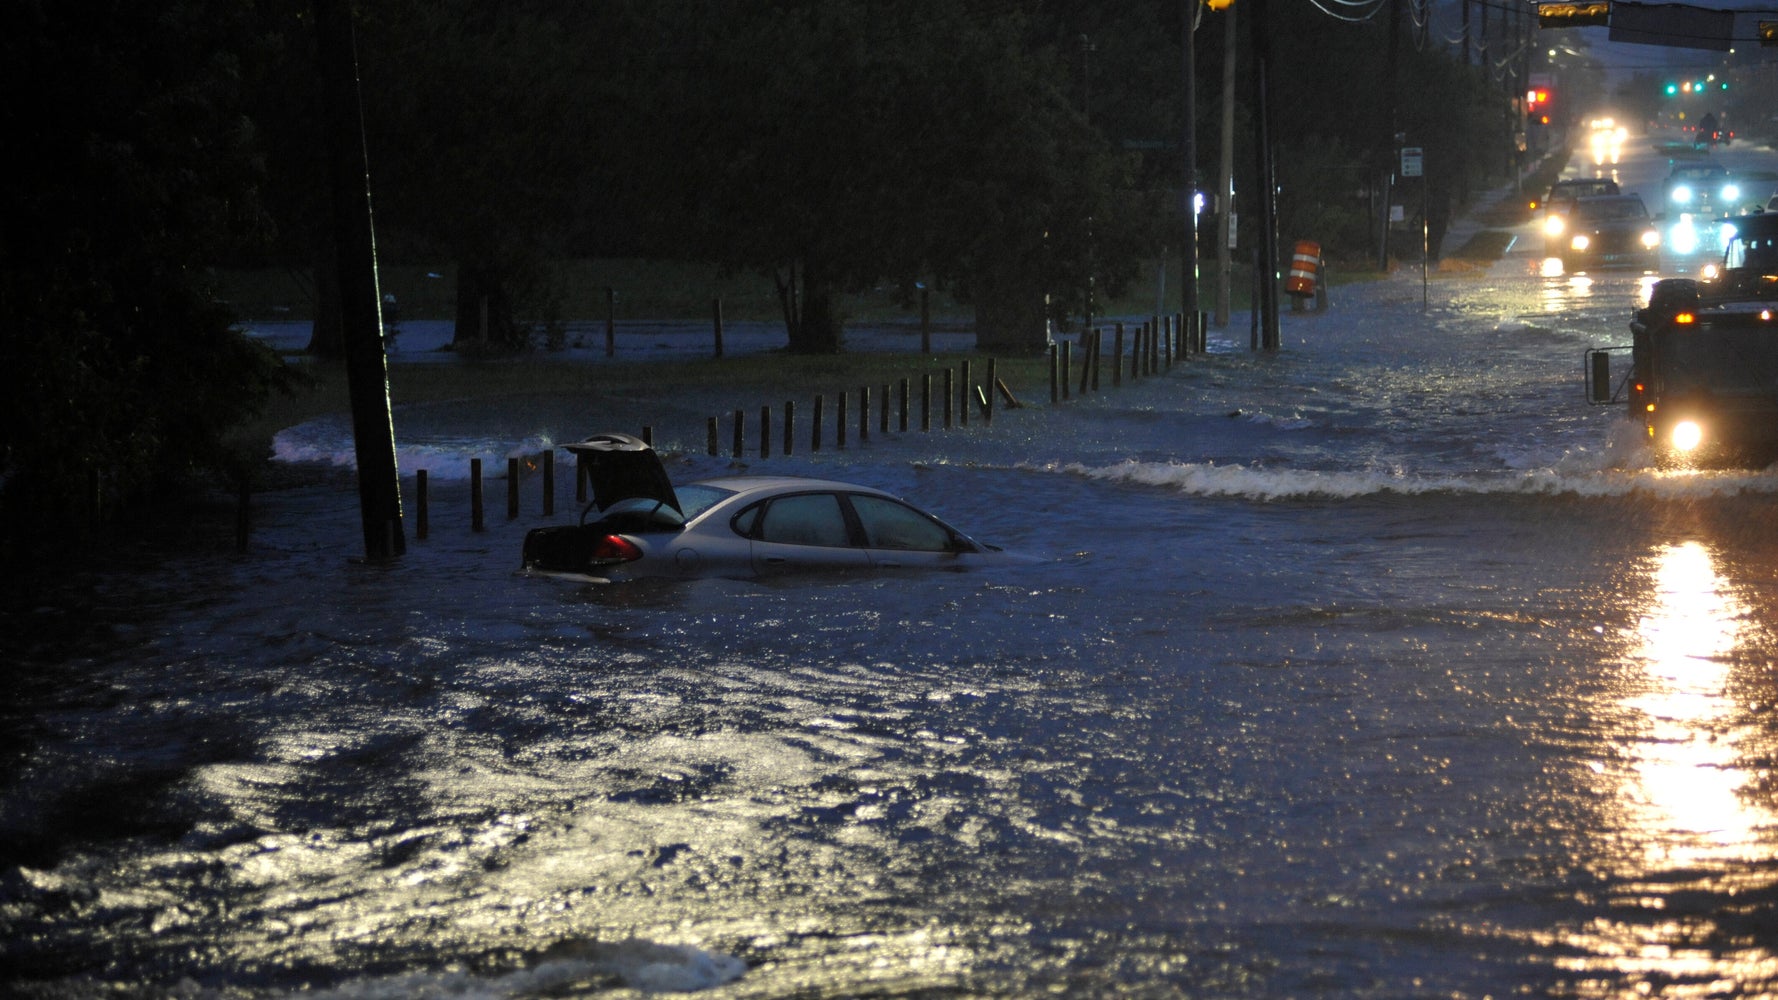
<box><xmin>1585</xmin><ymin>213</ymin><xmax>1778</xmax><ymax>465</ymax></box>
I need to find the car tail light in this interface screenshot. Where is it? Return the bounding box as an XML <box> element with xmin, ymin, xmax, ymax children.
<box><xmin>588</xmin><ymin>535</ymin><xmax>644</xmax><ymax>564</ymax></box>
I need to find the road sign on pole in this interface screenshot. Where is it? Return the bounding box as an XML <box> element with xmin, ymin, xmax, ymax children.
<box><xmin>1401</xmin><ymin>146</ymin><xmax>1424</xmax><ymax>178</ymax></box>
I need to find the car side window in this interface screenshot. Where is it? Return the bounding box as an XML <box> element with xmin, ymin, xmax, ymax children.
<box><xmin>850</xmin><ymin>495</ymin><xmax>953</xmax><ymax>551</ymax></box>
<box><xmin>756</xmin><ymin>493</ymin><xmax>853</xmax><ymax>547</ymax></box>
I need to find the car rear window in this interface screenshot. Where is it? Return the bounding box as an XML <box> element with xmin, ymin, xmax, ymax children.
<box><xmin>675</xmin><ymin>484</ymin><xmax>736</xmax><ymax>519</ymax></box>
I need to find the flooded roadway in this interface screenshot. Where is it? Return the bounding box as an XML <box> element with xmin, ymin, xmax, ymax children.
<box><xmin>7</xmin><ymin>211</ymin><xmax>1778</xmax><ymax>998</ymax></box>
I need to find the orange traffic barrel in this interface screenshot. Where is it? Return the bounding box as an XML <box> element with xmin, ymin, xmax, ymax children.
<box><xmin>1285</xmin><ymin>240</ymin><xmax>1321</xmax><ymax>297</ymax></box>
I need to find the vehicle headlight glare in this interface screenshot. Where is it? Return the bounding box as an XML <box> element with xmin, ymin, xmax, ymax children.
<box><xmin>1570</xmin><ymin>235</ymin><xmax>1591</xmax><ymax>252</ymax></box>
<box><xmin>1723</xmin><ymin>183</ymin><xmax>1741</xmax><ymax>201</ymax></box>
<box><xmin>1544</xmin><ymin>215</ymin><xmax>1566</xmax><ymax>237</ymax></box>
<box><xmin>1672</xmin><ymin>420</ymin><xmax>1704</xmax><ymax>452</ymax></box>
<box><xmin>1672</xmin><ymin>185</ymin><xmax>1694</xmax><ymax>203</ymax></box>
<box><xmin>1641</xmin><ymin>229</ymin><xmax>1661</xmax><ymax>249</ymax></box>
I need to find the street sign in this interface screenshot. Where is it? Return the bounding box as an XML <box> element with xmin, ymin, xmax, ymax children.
<box><xmin>1401</xmin><ymin>147</ymin><xmax>1424</xmax><ymax>178</ymax></box>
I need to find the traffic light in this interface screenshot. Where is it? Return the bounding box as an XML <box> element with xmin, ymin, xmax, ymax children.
<box><xmin>1761</xmin><ymin>20</ymin><xmax>1776</xmax><ymax>46</ymax></box>
<box><xmin>1665</xmin><ymin>81</ymin><xmax>1679</xmax><ymax>95</ymax></box>
<box><xmin>1537</xmin><ymin>1</ymin><xmax>1609</xmax><ymax>27</ymax></box>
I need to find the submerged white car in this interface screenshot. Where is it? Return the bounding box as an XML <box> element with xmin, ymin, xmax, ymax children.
<box><xmin>522</xmin><ymin>433</ymin><xmax>1015</xmax><ymax>581</ymax></box>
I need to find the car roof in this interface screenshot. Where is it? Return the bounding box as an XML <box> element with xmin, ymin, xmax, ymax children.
<box><xmin>691</xmin><ymin>475</ymin><xmax>896</xmax><ymax>498</ymax></box>
<box><xmin>1551</xmin><ymin>178</ymin><xmax>1616</xmax><ymax>189</ymax></box>
<box><xmin>1729</xmin><ymin>213</ymin><xmax>1778</xmax><ymax>238</ymax></box>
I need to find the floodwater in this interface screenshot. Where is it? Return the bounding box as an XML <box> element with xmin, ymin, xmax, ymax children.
<box><xmin>6</xmin><ymin>253</ymin><xmax>1778</xmax><ymax>999</ymax></box>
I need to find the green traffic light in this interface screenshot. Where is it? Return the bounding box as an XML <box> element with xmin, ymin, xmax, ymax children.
<box><xmin>1664</xmin><ymin>82</ymin><xmax>1678</xmax><ymax>95</ymax></box>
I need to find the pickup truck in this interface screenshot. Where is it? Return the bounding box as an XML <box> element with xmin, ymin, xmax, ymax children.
<box><xmin>1586</xmin><ymin>213</ymin><xmax>1778</xmax><ymax>465</ymax></box>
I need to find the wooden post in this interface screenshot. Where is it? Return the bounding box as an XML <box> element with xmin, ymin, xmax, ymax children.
<box><xmin>605</xmin><ymin>287</ymin><xmax>615</xmax><ymax>357</ymax></box>
<box><xmin>837</xmin><ymin>392</ymin><xmax>847</xmax><ymax>449</ymax></box>
<box><xmin>944</xmin><ymin>368</ymin><xmax>955</xmax><ymax>429</ymax></box>
<box><xmin>921</xmin><ymin>374</ymin><xmax>931</xmax><ymax>431</ymax></box>
<box><xmin>960</xmin><ymin>359</ymin><xmax>971</xmax><ymax>427</ymax></box>
<box><xmin>416</xmin><ymin>469</ymin><xmax>428</xmax><ymax>540</ymax></box>
<box><xmin>860</xmin><ymin>386</ymin><xmax>871</xmax><ymax>442</ymax></box>
<box><xmin>507</xmin><ymin>457</ymin><xmax>520</xmax><ymax>519</ymax></box>
<box><xmin>985</xmin><ymin>358</ymin><xmax>997</xmax><ymax>424</ymax></box>
<box><xmin>733</xmin><ymin>409</ymin><xmax>745</xmax><ymax>458</ymax></box>
<box><xmin>921</xmin><ymin>285</ymin><xmax>931</xmax><ymax>354</ymax></box>
<box><xmin>543</xmin><ymin>450</ymin><xmax>555</xmax><ymax>515</ymax></box>
<box><xmin>1062</xmin><ymin>341</ymin><xmax>1072</xmax><ymax>400</ymax></box>
<box><xmin>784</xmin><ymin>400</ymin><xmax>795</xmax><ymax>455</ymax></box>
<box><xmin>471</xmin><ymin>458</ymin><xmax>484</xmax><ymax>532</ymax></box>
<box><xmin>1113</xmin><ymin>323</ymin><xmax>1124</xmax><ymax>387</ymax></box>
<box><xmin>898</xmin><ymin>378</ymin><xmax>909</xmax><ymax>432</ymax></box>
<box><xmin>712</xmin><ymin>296</ymin><xmax>724</xmax><ymax>358</ymax></box>
<box><xmin>760</xmin><ymin>405</ymin><xmax>771</xmax><ymax>459</ymax></box>
<box><xmin>1091</xmin><ymin>329</ymin><xmax>1102</xmax><ymax>392</ymax></box>
<box><xmin>1079</xmin><ymin>332</ymin><xmax>1093</xmax><ymax>395</ymax></box>
<box><xmin>707</xmin><ymin>416</ymin><xmax>719</xmax><ymax>456</ymax></box>
<box><xmin>1049</xmin><ymin>344</ymin><xmax>1059</xmax><ymax>404</ymax></box>
<box><xmin>236</xmin><ymin>476</ymin><xmax>250</xmax><ymax>553</ymax></box>
<box><xmin>1163</xmin><ymin>314</ymin><xmax>1174</xmax><ymax>368</ymax></box>
<box><xmin>812</xmin><ymin>395</ymin><xmax>823</xmax><ymax>452</ymax></box>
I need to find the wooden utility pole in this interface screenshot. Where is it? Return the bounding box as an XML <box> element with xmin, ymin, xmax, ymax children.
<box><xmin>1181</xmin><ymin>0</ymin><xmax>1200</xmax><ymax>340</ymax></box>
<box><xmin>314</xmin><ymin>0</ymin><xmax>405</xmax><ymax>559</ymax></box>
<box><xmin>1251</xmin><ymin>0</ymin><xmax>1280</xmax><ymax>350</ymax></box>
<box><xmin>1215</xmin><ymin>4</ymin><xmax>1237</xmax><ymax>328</ymax></box>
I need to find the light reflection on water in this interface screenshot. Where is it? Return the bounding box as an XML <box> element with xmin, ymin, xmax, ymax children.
<box><xmin>1549</xmin><ymin>540</ymin><xmax>1778</xmax><ymax>995</ymax></box>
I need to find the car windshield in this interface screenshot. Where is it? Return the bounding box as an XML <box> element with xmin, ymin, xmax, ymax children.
<box><xmin>1580</xmin><ymin>199</ymin><xmax>1648</xmax><ymax>221</ymax></box>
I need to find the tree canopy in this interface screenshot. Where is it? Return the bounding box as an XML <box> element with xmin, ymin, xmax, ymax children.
<box><xmin>1</xmin><ymin>0</ymin><xmax>299</xmax><ymax>554</ymax></box>
<box><xmin>1</xmin><ymin>0</ymin><xmax>1520</xmax><ymax>547</ymax></box>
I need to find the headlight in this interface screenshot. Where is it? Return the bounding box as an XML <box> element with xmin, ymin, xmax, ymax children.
<box><xmin>1672</xmin><ymin>420</ymin><xmax>1704</xmax><ymax>452</ymax></box>
<box><xmin>1672</xmin><ymin>184</ymin><xmax>1694</xmax><ymax>203</ymax></box>
<box><xmin>1722</xmin><ymin>183</ymin><xmax>1741</xmax><ymax>201</ymax></box>
<box><xmin>1641</xmin><ymin>229</ymin><xmax>1662</xmax><ymax>249</ymax></box>
<box><xmin>1570</xmin><ymin>234</ymin><xmax>1591</xmax><ymax>252</ymax></box>
<box><xmin>1544</xmin><ymin>214</ymin><xmax>1566</xmax><ymax>237</ymax></box>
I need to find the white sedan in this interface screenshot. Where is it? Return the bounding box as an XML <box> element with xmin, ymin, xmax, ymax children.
<box><xmin>522</xmin><ymin>433</ymin><xmax>1016</xmax><ymax>582</ymax></box>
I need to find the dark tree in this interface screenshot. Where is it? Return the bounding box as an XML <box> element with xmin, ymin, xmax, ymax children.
<box><xmin>0</xmin><ymin>0</ymin><xmax>298</xmax><ymax>554</ymax></box>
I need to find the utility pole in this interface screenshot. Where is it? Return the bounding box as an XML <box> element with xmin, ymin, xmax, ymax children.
<box><xmin>314</xmin><ymin>0</ymin><xmax>405</xmax><ymax>560</ymax></box>
<box><xmin>1214</xmin><ymin>4</ymin><xmax>1236</xmax><ymax>329</ymax></box>
<box><xmin>1182</xmin><ymin>0</ymin><xmax>1200</xmax><ymax>341</ymax></box>
<box><xmin>1251</xmin><ymin>0</ymin><xmax>1280</xmax><ymax>350</ymax></box>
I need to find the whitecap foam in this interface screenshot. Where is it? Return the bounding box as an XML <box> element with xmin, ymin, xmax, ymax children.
<box><xmin>272</xmin><ymin>422</ymin><xmax>561</xmax><ymax>481</ymax></box>
<box><xmin>1040</xmin><ymin>456</ymin><xmax>1778</xmax><ymax>502</ymax></box>
<box><xmin>291</xmin><ymin>938</ymin><xmax>746</xmax><ymax>998</ymax></box>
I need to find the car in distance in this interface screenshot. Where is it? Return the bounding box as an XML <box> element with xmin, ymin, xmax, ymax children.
<box><xmin>1552</xmin><ymin>194</ymin><xmax>1661</xmax><ymax>271</ymax></box>
<box><xmin>1539</xmin><ymin>177</ymin><xmax>1620</xmax><ymax>243</ymax></box>
<box><xmin>1663</xmin><ymin>161</ymin><xmax>1739</xmax><ymax>214</ymax></box>
<box><xmin>522</xmin><ymin>433</ymin><xmax>1017</xmax><ymax>582</ymax></box>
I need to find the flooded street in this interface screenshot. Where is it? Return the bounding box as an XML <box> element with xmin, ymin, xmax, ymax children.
<box><xmin>8</xmin><ymin>242</ymin><xmax>1778</xmax><ymax>997</ymax></box>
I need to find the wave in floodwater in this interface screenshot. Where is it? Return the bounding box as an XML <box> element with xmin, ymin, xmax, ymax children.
<box><xmin>1052</xmin><ymin>454</ymin><xmax>1778</xmax><ymax>501</ymax></box>
<box><xmin>298</xmin><ymin>940</ymin><xmax>746</xmax><ymax>999</ymax></box>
